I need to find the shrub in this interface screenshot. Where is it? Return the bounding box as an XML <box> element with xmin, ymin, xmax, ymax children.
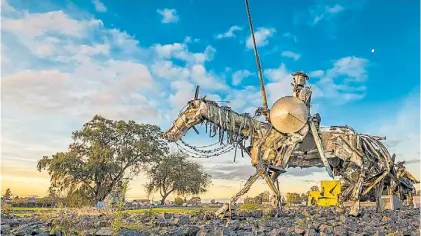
<box><xmin>174</xmin><ymin>197</ymin><xmax>184</xmax><ymax>206</ymax></box>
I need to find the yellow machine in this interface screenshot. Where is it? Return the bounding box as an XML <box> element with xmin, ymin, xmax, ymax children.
<box><xmin>308</xmin><ymin>180</ymin><xmax>341</xmax><ymax>207</ymax></box>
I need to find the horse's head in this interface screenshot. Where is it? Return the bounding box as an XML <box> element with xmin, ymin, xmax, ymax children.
<box><xmin>163</xmin><ymin>86</ymin><xmax>206</xmax><ymax>142</ymax></box>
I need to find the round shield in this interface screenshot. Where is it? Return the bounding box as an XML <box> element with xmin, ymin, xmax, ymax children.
<box><xmin>269</xmin><ymin>96</ymin><xmax>309</xmax><ymax>133</ymax></box>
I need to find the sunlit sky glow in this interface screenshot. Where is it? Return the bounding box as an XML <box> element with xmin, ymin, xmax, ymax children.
<box><xmin>1</xmin><ymin>0</ymin><xmax>420</xmax><ymax>201</ymax></box>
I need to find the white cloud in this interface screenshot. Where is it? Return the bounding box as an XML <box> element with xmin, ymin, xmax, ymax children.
<box><xmin>2</xmin><ymin>10</ymin><xmax>102</xmax><ymax>38</ymax></box>
<box><xmin>282</xmin><ymin>32</ymin><xmax>297</xmax><ymax>43</ymax></box>
<box><xmin>0</xmin><ymin>1</ymin><xmax>224</xmax><ymax>139</ymax></box>
<box><xmin>245</xmin><ymin>27</ymin><xmax>276</xmax><ymax>49</ymax></box>
<box><xmin>157</xmin><ymin>8</ymin><xmax>179</xmax><ymax>24</ymax></box>
<box><xmin>231</xmin><ymin>70</ymin><xmax>254</xmax><ymax>86</ymax></box>
<box><xmin>224</xmin><ymin>86</ymin><xmax>262</xmax><ymax>113</ymax></box>
<box><xmin>151</xmin><ymin>60</ymin><xmax>190</xmax><ymax>81</ymax></box>
<box><xmin>184</xmin><ymin>36</ymin><xmax>200</xmax><ymax>43</ymax></box>
<box><xmin>312</xmin><ymin>56</ymin><xmax>369</xmax><ymax>103</ymax></box>
<box><xmin>264</xmin><ymin>64</ymin><xmax>293</xmax><ymax>105</ymax></box>
<box><xmin>92</xmin><ymin>0</ymin><xmax>107</xmax><ymax>12</ymax></box>
<box><xmin>309</xmin><ymin>70</ymin><xmax>324</xmax><ymax>78</ymax></box>
<box><xmin>326</xmin><ymin>4</ymin><xmax>345</xmax><ymax>14</ymax></box>
<box><xmin>152</xmin><ymin>43</ymin><xmax>215</xmax><ymax>65</ymax></box>
<box><xmin>169</xmin><ymin>80</ymin><xmax>195</xmax><ymax>108</ymax></box>
<box><xmin>190</xmin><ymin>64</ymin><xmax>228</xmax><ymax>90</ymax></box>
<box><xmin>366</xmin><ymin>92</ymin><xmax>420</xmax><ymax>179</ymax></box>
<box><xmin>216</xmin><ymin>26</ymin><xmax>243</xmax><ymax>39</ymax></box>
<box><xmin>281</xmin><ymin>50</ymin><xmax>300</xmax><ymax>61</ymax></box>
<box><xmin>311</xmin><ymin>4</ymin><xmax>345</xmax><ymax>25</ymax></box>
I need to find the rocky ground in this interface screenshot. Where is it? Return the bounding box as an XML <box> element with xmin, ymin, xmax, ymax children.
<box><xmin>1</xmin><ymin>206</ymin><xmax>419</xmax><ymax>236</ymax></box>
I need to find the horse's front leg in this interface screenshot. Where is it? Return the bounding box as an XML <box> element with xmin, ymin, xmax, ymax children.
<box><xmin>215</xmin><ymin>168</ymin><xmax>263</xmax><ymax>218</ymax></box>
<box><xmin>375</xmin><ymin>180</ymin><xmax>385</xmax><ymax>213</ymax></box>
<box><xmin>349</xmin><ymin>169</ymin><xmax>366</xmax><ymax>216</ymax></box>
<box><xmin>261</xmin><ymin>170</ymin><xmax>282</xmax><ymax>210</ymax></box>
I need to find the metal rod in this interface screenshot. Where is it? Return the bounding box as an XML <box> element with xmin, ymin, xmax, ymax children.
<box><xmin>194</xmin><ymin>86</ymin><xmax>200</xmax><ymax>99</ymax></box>
<box><xmin>244</xmin><ymin>0</ymin><xmax>269</xmax><ymax>120</ymax></box>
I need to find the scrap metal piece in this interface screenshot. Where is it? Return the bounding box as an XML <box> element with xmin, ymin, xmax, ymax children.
<box><xmin>309</xmin><ymin>120</ymin><xmax>334</xmax><ymax>178</ymax></box>
<box><xmin>270</xmin><ymin>96</ymin><xmax>309</xmax><ymax>134</ymax></box>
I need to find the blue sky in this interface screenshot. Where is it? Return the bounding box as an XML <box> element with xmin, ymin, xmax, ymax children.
<box><xmin>1</xmin><ymin>0</ymin><xmax>420</xmax><ymax>199</ymax></box>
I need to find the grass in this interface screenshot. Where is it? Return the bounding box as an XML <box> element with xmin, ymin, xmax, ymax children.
<box><xmin>9</xmin><ymin>204</ymin><xmax>266</xmax><ymax>217</ymax></box>
<box><xmin>9</xmin><ymin>206</ymin><xmax>218</xmax><ymax>217</ymax></box>
<box><xmin>11</xmin><ymin>207</ymin><xmax>63</xmax><ymax>211</ymax></box>
<box><xmin>123</xmin><ymin>207</ymin><xmax>210</xmax><ymax>214</ymax></box>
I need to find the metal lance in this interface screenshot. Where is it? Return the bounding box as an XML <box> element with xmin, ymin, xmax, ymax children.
<box><xmin>244</xmin><ymin>0</ymin><xmax>269</xmax><ymax>122</ymax></box>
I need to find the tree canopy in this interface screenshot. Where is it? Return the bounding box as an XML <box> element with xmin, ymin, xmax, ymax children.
<box><xmin>310</xmin><ymin>185</ymin><xmax>319</xmax><ymax>192</ymax></box>
<box><xmin>3</xmin><ymin>188</ymin><xmax>12</xmax><ymax>200</ymax></box>
<box><xmin>144</xmin><ymin>151</ymin><xmax>212</xmax><ymax>205</ymax></box>
<box><xmin>37</xmin><ymin>115</ymin><xmax>168</xmax><ymax>203</ymax></box>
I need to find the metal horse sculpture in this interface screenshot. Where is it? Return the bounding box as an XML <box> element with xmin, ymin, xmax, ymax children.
<box><xmin>163</xmin><ymin>72</ymin><xmax>397</xmax><ymax>217</ymax></box>
<box><xmin>164</xmin><ymin>0</ymin><xmax>399</xmax><ymax>218</ymax></box>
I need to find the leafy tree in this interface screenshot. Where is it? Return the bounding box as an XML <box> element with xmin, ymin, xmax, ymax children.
<box><xmin>210</xmin><ymin>199</ymin><xmax>216</xmax><ymax>204</ymax></box>
<box><xmin>145</xmin><ymin>151</ymin><xmax>212</xmax><ymax>205</ymax></box>
<box><xmin>310</xmin><ymin>185</ymin><xmax>319</xmax><ymax>192</ymax></box>
<box><xmin>3</xmin><ymin>188</ymin><xmax>12</xmax><ymax>200</ymax></box>
<box><xmin>37</xmin><ymin>115</ymin><xmax>168</xmax><ymax>203</ymax></box>
<box><xmin>174</xmin><ymin>197</ymin><xmax>184</xmax><ymax>206</ymax></box>
<box><xmin>258</xmin><ymin>191</ymin><xmax>270</xmax><ymax>203</ymax></box>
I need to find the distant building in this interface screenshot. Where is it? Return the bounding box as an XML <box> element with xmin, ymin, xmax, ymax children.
<box><xmin>132</xmin><ymin>199</ymin><xmax>150</xmax><ymax>206</ymax></box>
<box><xmin>27</xmin><ymin>197</ymin><xmax>37</xmax><ymax>205</ymax></box>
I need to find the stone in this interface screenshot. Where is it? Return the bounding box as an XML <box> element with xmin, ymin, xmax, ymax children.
<box><xmin>268</xmin><ymin>228</ymin><xmax>283</xmax><ymax>236</ymax></box>
<box><xmin>5</xmin><ymin>219</ymin><xmax>20</xmax><ymax>227</ymax></box>
<box><xmin>96</xmin><ymin>227</ymin><xmax>113</xmax><ymax>236</ymax></box>
<box><xmin>154</xmin><ymin>217</ymin><xmax>168</xmax><ymax>227</ymax></box>
<box><xmin>164</xmin><ymin>212</ymin><xmax>173</xmax><ymax>219</ymax></box>
<box><xmin>165</xmin><ymin>229</ymin><xmax>185</xmax><ymax>236</ymax></box>
<box><xmin>319</xmin><ymin>224</ymin><xmax>333</xmax><ymax>234</ymax></box>
<box><xmin>295</xmin><ymin>226</ymin><xmax>306</xmax><ymax>234</ymax></box>
<box><xmin>117</xmin><ymin>228</ymin><xmax>151</xmax><ymax>236</ymax></box>
<box><xmin>1</xmin><ymin>224</ymin><xmax>11</xmax><ymax>235</ymax></box>
<box><xmin>173</xmin><ymin>215</ymin><xmax>190</xmax><ymax>226</ymax></box>
<box><xmin>296</xmin><ymin>214</ymin><xmax>307</xmax><ymax>226</ymax></box>
<box><xmin>222</xmin><ymin>227</ymin><xmax>236</xmax><ymax>236</ymax></box>
<box><xmin>251</xmin><ymin>210</ymin><xmax>263</xmax><ymax>218</ymax></box>
<box><xmin>226</xmin><ymin>220</ymin><xmax>240</xmax><ymax>230</ymax></box>
<box><xmin>186</xmin><ymin>225</ymin><xmax>200</xmax><ymax>236</ymax></box>
<box><xmin>304</xmin><ymin>228</ymin><xmax>317</xmax><ymax>236</ymax></box>
<box><xmin>333</xmin><ymin>225</ymin><xmax>347</xmax><ymax>236</ymax></box>
<box><xmin>81</xmin><ymin>229</ymin><xmax>97</xmax><ymax>236</ymax></box>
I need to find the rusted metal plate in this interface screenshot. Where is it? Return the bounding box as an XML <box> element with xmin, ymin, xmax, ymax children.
<box><xmin>270</xmin><ymin>96</ymin><xmax>309</xmax><ymax>134</ymax></box>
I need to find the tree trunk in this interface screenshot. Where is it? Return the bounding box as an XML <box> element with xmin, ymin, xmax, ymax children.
<box><xmin>160</xmin><ymin>190</ymin><xmax>174</xmax><ymax>206</ymax></box>
<box><xmin>161</xmin><ymin>194</ymin><xmax>169</xmax><ymax>205</ymax></box>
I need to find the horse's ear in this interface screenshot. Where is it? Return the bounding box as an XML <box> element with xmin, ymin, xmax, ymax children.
<box><xmin>194</xmin><ymin>86</ymin><xmax>200</xmax><ymax>99</ymax></box>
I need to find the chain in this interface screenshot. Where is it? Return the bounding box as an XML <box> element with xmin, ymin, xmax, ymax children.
<box><xmin>179</xmin><ymin>139</ymin><xmax>229</xmax><ymax>153</ymax></box>
<box><xmin>175</xmin><ymin>141</ymin><xmax>235</xmax><ymax>158</ymax></box>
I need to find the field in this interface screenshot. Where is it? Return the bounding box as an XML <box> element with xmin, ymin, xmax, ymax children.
<box><xmin>9</xmin><ymin>203</ymin><xmax>267</xmax><ymax>216</ymax></box>
<box><xmin>9</xmin><ymin>206</ymin><xmax>213</xmax><ymax>216</ymax></box>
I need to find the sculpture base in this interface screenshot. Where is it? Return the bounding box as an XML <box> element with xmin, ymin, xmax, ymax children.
<box><xmin>413</xmin><ymin>196</ymin><xmax>420</xmax><ymax>208</ymax></box>
<box><xmin>343</xmin><ymin>195</ymin><xmax>403</xmax><ymax>210</ymax></box>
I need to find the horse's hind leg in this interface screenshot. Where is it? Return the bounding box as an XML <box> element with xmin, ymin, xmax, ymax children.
<box><xmin>349</xmin><ymin>170</ymin><xmax>366</xmax><ymax>216</ymax></box>
<box><xmin>375</xmin><ymin>180</ymin><xmax>384</xmax><ymax>213</ymax></box>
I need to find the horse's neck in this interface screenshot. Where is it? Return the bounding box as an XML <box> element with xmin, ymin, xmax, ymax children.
<box><xmin>198</xmin><ymin>101</ymin><xmax>269</xmax><ymax>138</ymax></box>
